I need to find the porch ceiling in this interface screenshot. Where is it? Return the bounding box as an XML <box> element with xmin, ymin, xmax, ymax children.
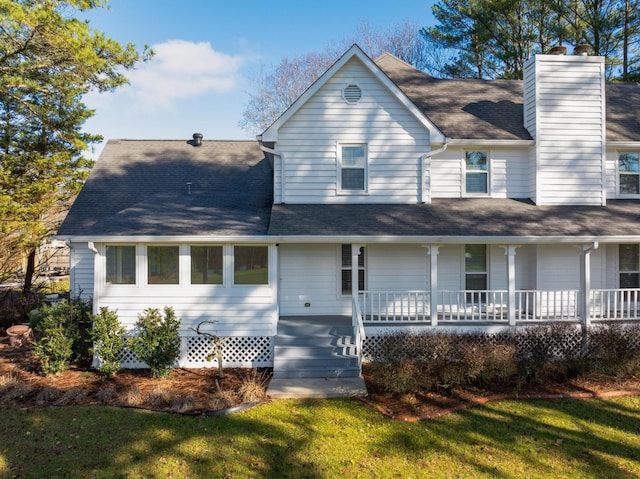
<box><xmin>268</xmin><ymin>199</ymin><xmax>640</xmax><ymax>239</ymax></box>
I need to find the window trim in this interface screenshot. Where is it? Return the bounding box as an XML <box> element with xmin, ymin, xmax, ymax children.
<box><xmin>617</xmin><ymin>152</ymin><xmax>640</xmax><ymax>197</ymax></box>
<box><xmin>337</xmin><ymin>143</ymin><xmax>368</xmax><ymax>194</ymax></box>
<box><xmin>463</xmin><ymin>150</ymin><xmax>490</xmax><ymax>196</ymax></box>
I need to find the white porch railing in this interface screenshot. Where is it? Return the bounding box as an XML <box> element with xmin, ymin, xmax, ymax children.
<box><xmin>589</xmin><ymin>289</ymin><xmax>640</xmax><ymax>320</ymax></box>
<box><xmin>514</xmin><ymin>290</ymin><xmax>580</xmax><ymax>322</ymax></box>
<box><xmin>439</xmin><ymin>290</ymin><xmax>509</xmax><ymax>322</ymax></box>
<box><xmin>352</xmin><ymin>296</ymin><xmax>366</xmax><ymax>368</ymax></box>
<box><xmin>359</xmin><ymin>289</ymin><xmax>588</xmax><ymax>324</ymax></box>
<box><xmin>360</xmin><ymin>291</ymin><xmax>430</xmax><ymax>322</ymax></box>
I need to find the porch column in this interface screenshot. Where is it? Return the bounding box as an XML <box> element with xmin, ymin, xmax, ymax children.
<box><xmin>427</xmin><ymin>245</ymin><xmax>440</xmax><ymax>327</ymax></box>
<box><xmin>580</xmin><ymin>242</ymin><xmax>598</xmax><ymax>328</ymax></box>
<box><xmin>501</xmin><ymin>245</ymin><xmax>520</xmax><ymax>326</ymax></box>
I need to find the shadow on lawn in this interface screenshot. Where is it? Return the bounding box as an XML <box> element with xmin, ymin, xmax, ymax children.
<box><xmin>377</xmin><ymin>396</ymin><xmax>640</xmax><ymax>477</ymax></box>
<box><xmin>1</xmin><ymin>397</ymin><xmax>640</xmax><ymax>478</ymax></box>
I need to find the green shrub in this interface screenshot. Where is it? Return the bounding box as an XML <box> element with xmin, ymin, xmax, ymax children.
<box><xmin>586</xmin><ymin>323</ymin><xmax>640</xmax><ymax>376</ymax></box>
<box><xmin>29</xmin><ymin>300</ymin><xmax>83</xmax><ymax>375</ymax></box>
<box><xmin>90</xmin><ymin>307</ymin><xmax>126</xmax><ymax>378</ymax></box>
<box><xmin>130</xmin><ymin>307</ymin><xmax>181</xmax><ymax>378</ymax></box>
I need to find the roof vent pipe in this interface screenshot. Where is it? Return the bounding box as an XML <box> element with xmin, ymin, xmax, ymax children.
<box><xmin>192</xmin><ymin>133</ymin><xmax>203</xmax><ymax>146</ymax></box>
<box><xmin>549</xmin><ymin>46</ymin><xmax>567</xmax><ymax>55</ymax></box>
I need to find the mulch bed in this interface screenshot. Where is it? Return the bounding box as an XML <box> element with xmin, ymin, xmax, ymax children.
<box><xmin>2</xmin><ymin>337</ymin><xmax>640</xmax><ymax>419</ymax></box>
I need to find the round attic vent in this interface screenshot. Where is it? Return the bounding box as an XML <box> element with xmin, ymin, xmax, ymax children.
<box><xmin>343</xmin><ymin>84</ymin><xmax>362</xmax><ymax>104</ymax></box>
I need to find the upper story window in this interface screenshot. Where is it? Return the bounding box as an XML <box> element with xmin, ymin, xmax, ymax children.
<box><xmin>234</xmin><ymin>246</ymin><xmax>268</xmax><ymax>285</ymax></box>
<box><xmin>106</xmin><ymin>245</ymin><xmax>136</xmax><ymax>285</ymax></box>
<box><xmin>339</xmin><ymin>144</ymin><xmax>367</xmax><ymax>193</ymax></box>
<box><xmin>618</xmin><ymin>153</ymin><xmax>639</xmax><ymax>195</ymax></box>
<box><xmin>191</xmin><ymin>245</ymin><xmax>223</xmax><ymax>285</ymax></box>
<box><xmin>465</xmin><ymin>151</ymin><xmax>489</xmax><ymax>195</ymax></box>
<box><xmin>147</xmin><ymin>246</ymin><xmax>179</xmax><ymax>285</ymax></box>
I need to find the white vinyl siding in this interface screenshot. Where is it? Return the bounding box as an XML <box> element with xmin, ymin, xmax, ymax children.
<box><xmin>430</xmin><ymin>146</ymin><xmax>530</xmax><ymax>199</ymax></box>
<box><xmin>93</xmin><ymin>244</ymin><xmax>278</xmax><ymax>336</ymax></box>
<box><xmin>523</xmin><ymin>55</ymin><xmax>606</xmax><ymax>205</ymax></box>
<box><xmin>278</xmin><ymin>244</ymin><xmax>351</xmax><ymax>316</ymax></box>
<box><xmin>69</xmin><ymin>242</ymin><xmax>94</xmax><ymax>301</ymax></box>
<box><xmin>274</xmin><ymin>56</ymin><xmax>429</xmax><ymax>204</ymax></box>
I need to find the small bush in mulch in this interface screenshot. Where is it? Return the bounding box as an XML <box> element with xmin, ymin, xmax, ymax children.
<box><xmin>366</xmin><ymin>323</ymin><xmax>640</xmax><ymax>396</ymax></box>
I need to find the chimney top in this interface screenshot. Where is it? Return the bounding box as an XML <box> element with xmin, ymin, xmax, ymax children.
<box><xmin>549</xmin><ymin>46</ymin><xmax>567</xmax><ymax>55</ymax></box>
<box><xmin>574</xmin><ymin>44</ymin><xmax>591</xmax><ymax>56</ymax></box>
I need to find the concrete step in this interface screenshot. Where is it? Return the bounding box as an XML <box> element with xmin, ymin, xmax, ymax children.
<box><xmin>267</xmin><ymin>377</ymin><xmax>367</xmax><ymax>398</ymax></box>
<box><xmin>273</xmin><ymin>345</ymin><xmax>357</xmax><ymax>359</ymax></box>
<box><xmin>274</xmin><ymin>335</ymin><xmax>355</xmax><ymax>348</ymax></box>
<box><xmin>272</xmin><ymin>366</ymin><xmax>361</xmax><ymax>379</ymax></box>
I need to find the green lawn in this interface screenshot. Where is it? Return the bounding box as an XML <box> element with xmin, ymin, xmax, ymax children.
<box><xmin>1</xmin><ymin>397</ymin><xmax>639</xmax><ymax>478</ymax></box>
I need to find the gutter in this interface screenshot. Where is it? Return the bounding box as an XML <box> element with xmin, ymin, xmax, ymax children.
<box><xmin>420</xmin><ymin>139</ymin><xmax>449</xmax><ymax>203</ymax></box>
<box><xmin>59</xmin><ymin>235</ymin><xmax>640</xmax><ymax>245</ymax></box>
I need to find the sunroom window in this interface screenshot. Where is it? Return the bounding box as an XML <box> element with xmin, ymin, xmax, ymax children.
<box><xmin>191</xmin><ymin>246</ymin><xmax>223</xmax><ymax>284</ymax></box>
<box><xmin>147</xmin><ymin>246</ymin><xmax>179</xmax><ymax>285</ymax></box>
<box><xmin>339</xmin><ymin>144</ymin><xmax>367</xmax><ymax>192</ymax></box>
<box><xmin>619</xmin><ymin>153</ymin><xmax>639</xmax><ymax>195</ymax></box>
<box><xmin>234</xmin><ymin>246</ymin><xmax>268</xmax><ymax>285</ymax></box>
<box><xmin>106</xmin><ymin>245</ymin><xmax>136</xmax><ymax>285</ymax></box>
<box><xmin>465</xmin><ymin>151</ymin><xmax>488</xmax><ymax>194</ymax></box>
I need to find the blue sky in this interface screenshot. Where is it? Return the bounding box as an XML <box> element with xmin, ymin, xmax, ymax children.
<box><xmin>81</xmin><ymin>0</ymin><xmax>436</xmax><ymax>157</ymax></box>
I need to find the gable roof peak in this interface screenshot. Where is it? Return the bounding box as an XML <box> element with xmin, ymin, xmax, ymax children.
<box><xmin>261</xmin><ymin>44</ymin><xmax>445</xmax><ymax>143</ymax></box>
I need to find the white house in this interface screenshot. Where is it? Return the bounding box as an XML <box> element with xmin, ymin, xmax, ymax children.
<box><xmin>57</xmin><ymin>45</ymin><xmax>640</xmax><ymax>378</ymax></box>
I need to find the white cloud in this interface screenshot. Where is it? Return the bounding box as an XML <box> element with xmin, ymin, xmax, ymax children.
<box><xmin>111</xmin><ymin>40</ymin><xmax>245</xmax><ymax>109</ymax></box>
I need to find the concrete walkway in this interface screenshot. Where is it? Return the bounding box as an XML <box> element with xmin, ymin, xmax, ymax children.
<box><xmin>267</xmin><ymin>377</ymin><xmax>367</xmax><ymax>399</ymax></box>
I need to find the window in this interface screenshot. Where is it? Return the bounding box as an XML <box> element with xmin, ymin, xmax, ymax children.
<box><xmin>339</xmin><ymin>144</ymin><xmax>366</xmax><ymax>192</ymax></box>
<box><xmin>191</xmin><ymin>246</ymin><xmax>223</xmax><ymax>284</ymax></box>
<box><xmin>234</xmin><ymin>246</ymin><xmax>268</xmax><ymax>285</ymax></box>
<box><xmin>341</xmin><ymin>244</ymin><xmax>365</xmax><ymax>294</ymax></box>
<box><xmin>465</xmin><ymin>244</ymin><xmax>487</xmax><ymax>301</ymax></box>
<box><xmin>619</xmin><ymin>244</ymin><xmax>639</xmax><ymax>288</ymax></box>
<box><xmin>619</xmin><ymin>153</ymin><xmax>639</xmax><ymax>195</ymax></box>
<box><xmin>106</xmin><ymin>245</ymin><xmax>136</xmax><ymax>285</ymax></box>
<box><xmin>465</xmin><ymin>151</ymin><xmax>488</xmax><ymax>194</ymax></box>
<box><xmin>147</xmin><ymin>246</ymin><xmax>179</xmax><ymax>284</ymax></box>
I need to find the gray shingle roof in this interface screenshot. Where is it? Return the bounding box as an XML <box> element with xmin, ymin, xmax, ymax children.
<box><xmin>58</xmin><ymin>140</ymin><xmax>273</xmax><ymax>236</ymax></box>
<box><xmin>375</xmin><ymin>53</ymin><xmax>640</xmax><ymax>143</ymax></box>
<box><xmin>268</xmin><ymin>199</ymin><xmax>640</xmax><ymax>238</ymax></box>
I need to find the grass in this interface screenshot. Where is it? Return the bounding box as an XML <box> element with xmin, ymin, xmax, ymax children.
<box><xmin>1</xmin><ymin>397</ymin><xmax>639</xmax><ymax>478</ymax></box>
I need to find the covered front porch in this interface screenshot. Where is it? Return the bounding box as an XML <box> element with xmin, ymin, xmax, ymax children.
<box><xmin>358</xmin><ymin>288</ymin><xmax>640</xmax><ymax>326</ymax></box>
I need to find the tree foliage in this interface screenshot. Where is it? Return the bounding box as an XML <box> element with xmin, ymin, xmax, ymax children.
<box><xmin>423</xmin><ymin>0</ymin><xmax>640</xmax><ymax>79</ymax></box>
<box><xmin>0</xmin><ymin>0</ymin><xmax>149</xmax><ymax>291</ymax></box>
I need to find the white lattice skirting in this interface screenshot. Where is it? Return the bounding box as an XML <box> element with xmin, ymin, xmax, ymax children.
<box><xmin>117</xmin><ymin>335</ymin><xmax>274</xmax><ymax>369</ymax></box>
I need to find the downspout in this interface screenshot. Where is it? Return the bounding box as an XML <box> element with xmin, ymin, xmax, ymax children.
<box><xmin>580</xmin><ymin>242</ymin><xmax>598</xmax><ymax>354</ymax></box>
<box><xmin>258</xmin><ymin>140</ymin><xmax>285</xmax><ymax>204</ymax></box>
<box><xmin>420</xmin><ymin>139</ymin><xmax>449</xmax><ymax>203</ymax></box>
<box><xmin>87</xmin><ymin>241</ymin><xmax>100</xmax><ymax>313</ymax></box>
